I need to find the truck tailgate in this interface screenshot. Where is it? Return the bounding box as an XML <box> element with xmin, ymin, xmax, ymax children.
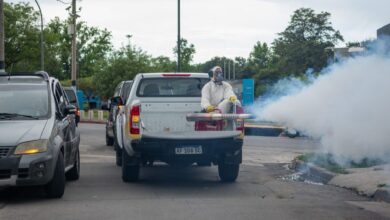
<box><xmin>141</xmin><ymin>102</ymin><xmax>200</xmax><ymax>133</ymax></box>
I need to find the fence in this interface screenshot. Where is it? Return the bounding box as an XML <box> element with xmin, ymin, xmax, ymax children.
<box><xmin>80</xmin><ymin>110</ymin><xmax>108</xmax><ymax>123</ymax></box>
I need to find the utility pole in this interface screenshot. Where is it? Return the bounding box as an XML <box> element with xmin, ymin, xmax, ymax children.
<box><xmin>71</xmin><ymin>0</ymin><xmax>77</xmax><ymax>89</ymax></box>
<box><xmin>0</xmin><ymin>0</ymin><xmax>5</xmax><ymax>72</ymax></box>
<box><xmin>233</xmin><ymin>61</ymin><xmax>235</xmax><ymax>80</ymax></box>
<box><xmin>177</xmin><ymin>0</ymin><xmax>181</xmax><ymax>72</ymax></box>
<box><xmin>228</xmin><ymin>60</ymin><xmax>231</xmax><ymax>80</ymax></box>
<box><xmin>35</xmin><ymin>0</ymin><xmax>44</xmax><ymax>71</ymax></box>
<box><xmin>223</xmin><ymin>60</ymin><xmax>226</xmax><ymax>79</ymax></box>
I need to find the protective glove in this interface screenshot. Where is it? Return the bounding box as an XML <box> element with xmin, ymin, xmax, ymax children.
<box><xmin>206</xmin><ymin>105</ymin><xmax>215</xmax><ymax>113</ymax></box>
<box><xmin>229</xmin><ymin>96</ymin><xmax>238</xmax><ymax>103</ymax></box>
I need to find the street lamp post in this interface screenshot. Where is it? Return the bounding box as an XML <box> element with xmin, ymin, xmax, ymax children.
<box><xmin>177</xmin><ymin>0</ymin><xmax>181</xmax><ymax>72</ymax></box>
<box><xmin>0</xmin><ymin>0</ymin><xmax>5</xmax><ymax>72</ymax></box>
<box><xmin>71</xmin><ymin>0</ymin><xmax>77</xmax><ymax>89</ymax></box>
<box><xmin>34</xmin><ymin>0</ymin><xmax>44</xmax><ymax>71</ymax></box>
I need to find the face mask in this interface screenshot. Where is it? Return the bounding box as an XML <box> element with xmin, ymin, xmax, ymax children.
<box><xmin>215</xmin><ymin>72</ymin><xmax>224</xmax><ymax>83</ymax></box>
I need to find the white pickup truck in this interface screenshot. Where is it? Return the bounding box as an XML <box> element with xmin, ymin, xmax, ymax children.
<box><xmin>114</xmin><ymin>73</ymin><xmax>244</xmax><ymax>182</ymax></box>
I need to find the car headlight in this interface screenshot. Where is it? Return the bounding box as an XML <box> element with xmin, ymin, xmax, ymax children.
<box><xmin>14</xmin><ymin>140</ymin><xmax>48</xmax><ymax>155</ymax></box>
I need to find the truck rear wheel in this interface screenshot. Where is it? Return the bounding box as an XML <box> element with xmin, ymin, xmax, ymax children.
<box><xmin>122</xmin><ymin>148</ymin><xmax>139</xmax><ymax>182</ymax></box>
<box><xmin>218</xmin><ymin>163</ymin><xmax>239</xmax><ymax>182</ymax></box>
<box><xmin>106</xmin><ymin>134</ymin><xmax>114</xmax><ymax>146</ymax></box>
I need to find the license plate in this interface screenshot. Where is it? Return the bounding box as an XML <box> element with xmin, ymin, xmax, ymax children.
<box><xmin>175</xmin><ymin>146</ymin><xmax>203</xmax><ymax>155</ymax></box>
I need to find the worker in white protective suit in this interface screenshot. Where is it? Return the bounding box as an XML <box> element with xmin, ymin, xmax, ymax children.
<box><xmin>201</xmin><ymin>66</ymin><xmax>241</xmax><ymax>113</ymax></box>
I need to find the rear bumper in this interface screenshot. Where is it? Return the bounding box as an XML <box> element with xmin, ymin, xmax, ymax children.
<box><xmin>130</xmin><ymin>136</ymin><xmax>243</xmax><ymax>165</ymax></box>
<box><xmin>0</xmin><ymin>152</ymin><xmax>55</xmax><ymax>187</ymax></box>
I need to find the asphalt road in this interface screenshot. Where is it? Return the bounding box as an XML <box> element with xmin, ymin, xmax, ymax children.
<box><xmin>0</xmin><ymin>124</ymin><xmax>389</xmax><ymax>220</ymax></box>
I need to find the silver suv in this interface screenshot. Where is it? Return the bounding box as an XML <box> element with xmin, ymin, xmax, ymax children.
<box><xmin>0</xmin><ymin>72</ymin><xmax>80</xmax><ymax>198</ymax></box>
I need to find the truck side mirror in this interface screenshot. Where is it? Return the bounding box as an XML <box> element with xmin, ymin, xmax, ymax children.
<box><xmin>65</xmin><ymin>104</ymin><xmax>77</xmax><ymax>115</ymax></box>
<box><xmin>111</xmin><ymin>96</ymin><xmax>123</xmax><ymax>106</ymax></box>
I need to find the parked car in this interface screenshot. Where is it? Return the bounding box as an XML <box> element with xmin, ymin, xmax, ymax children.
<box><xmin>64</xmin><ymin>87</ymin><xmax>80</xmax><ymax>126</ymax></box>
<box><xmin>0</xmin><ymin>72</ymin><xmax>80</xmax><ymax>198</ymax></box>
<box><xmin>104</xmin><ymin>80</ymin><xmax>133</xmax><ymax>146</ymax></box>
<box><xmin>114</xmin><ymin>73</ymin><xmax>244</xmax><ymax>182</ymax></box>
<box><xmin>284</xmin><ymin>127</ymin><xmax>301</xmax><ymax>138</ymax></box>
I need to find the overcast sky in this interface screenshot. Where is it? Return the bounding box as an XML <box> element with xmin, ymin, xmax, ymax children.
<box><xmin>7</xmin><ymin>0</ymin><xmax>390</xmax><ymax>63</ymax></box>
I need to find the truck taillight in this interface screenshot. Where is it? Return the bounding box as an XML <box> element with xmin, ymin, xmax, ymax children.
<box><xmin>129</xmin><ymin>105</ymin><xmax>140</xmax><ymax>135</ymax></box>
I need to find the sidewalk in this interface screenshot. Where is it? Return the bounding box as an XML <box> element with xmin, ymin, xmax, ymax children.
<box><xmin>329</xmin><ymin>164</ymin><xmax>390</xmax><ymax>202</ymax></box>
<box><xmin>293</xmin><ymin>160</ymin><xmax>390</xmax><ymax>203</ymax></box>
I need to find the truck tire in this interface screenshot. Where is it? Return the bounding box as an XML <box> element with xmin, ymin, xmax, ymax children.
<box><xmin>115</xmin><ymin>141</ymin><xmax>122</xmax><ymax>167</ymax></box>
<box><xmin>106</xmin><ymin>134</ymin><xmax>114</xmax><ymax>146</ymax></box>
<box><xmin>45</xmin><ymin>153</ymin><xmax>66</xmax><ymax>198</ymax></box>
<box><xmin>122</xmin><ymin>148</ymin><xmax>139</xmax><ymax>182</ymax></box>
<box><xmin>218</xmin><ymin>163</ymin><xmax>239</xmax><ymax>182</ymax></box>
<box><xmin>66</xmin><ymin>149</ymin><xmax>80</xmax><ymax>181</ymax></box>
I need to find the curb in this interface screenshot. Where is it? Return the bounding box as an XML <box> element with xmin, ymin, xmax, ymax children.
<box><xmin>373</xmin><ymin>188</ymin><xmax>390</xmax><ymax>203</ymax></box>
<box><xmin>290</xmin><ymin>159</ymin><xmax>337</xmax><ymax>184</ymax></box>
<box><xmin>245</xmin><ymin>127</ymin><xmax>284</xmax><ymax>137</ymax></box>
<box><xmin>291</xmin><ymin>159</ymin><xmax>390</xmax><ymax>203</ymax></box>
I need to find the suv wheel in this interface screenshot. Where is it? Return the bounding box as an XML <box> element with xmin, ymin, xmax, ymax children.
<box><xmin>106</xmin><ymin>133</ymin><xmax>114</xmax><ymax>146</ymax></box>
<box><xmin>218</xmin><ymin>163</ymin><xmax>239</xmax><ymax>182</ymax></box>
<box><xmin>122</xmin><ymin>148</ymin><xmax>139</xmax><ymax>182</ymax></box>
<box><xmin>115</xmin><ymin>140</ymin><xmax>122</xmax><ymax>167</ymax></box>
<box><xmin>66</xmin><ymin>149</ymin><xmax>80</xmax><ymax>181</ymax></box>
<box><xmin>45</xmin><ymin>153</ymin><xmax>66</xmax><ymax>198</ymax></box>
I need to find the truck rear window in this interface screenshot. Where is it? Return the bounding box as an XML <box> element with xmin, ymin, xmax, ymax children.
<box><xmin>137</xmin><ymin>78</ymin><xmax>209</xmax><ymax>97</ymax></box>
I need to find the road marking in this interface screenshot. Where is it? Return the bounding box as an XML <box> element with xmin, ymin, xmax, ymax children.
<box><xmin>81</xmin><ymin>154</ymin><xmax>115</xmax><ymax>158</ymax></box>
<box><xmin>80</xmin><ymin>154</ymin><xmax>267</xmax><ymax>166</ymax></box>
<box><xmin>80</xmin><ymin>154</ymin><xmax>116</xmax><ymax>163</ymax></box>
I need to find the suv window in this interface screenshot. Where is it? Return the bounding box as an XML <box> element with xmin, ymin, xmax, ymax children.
<box><xmin>0</xmin><ymin>83</ymin><xmax>50</xmax><ymax>119</ymax></box>
<box><xmin>137</xmin><ymin>78</ymin><xmax>209</xmax><ymax>97</ymax></box>
<box><xmin>53</xmin><ymin>83</ymin><xmax>68</xmax><ymax>117</ymax></box>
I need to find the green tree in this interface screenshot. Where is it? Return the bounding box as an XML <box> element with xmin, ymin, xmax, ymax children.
<box><xmin>150</xmin><ymin>56</ymin><xmax>176</xmax><ymax>72</ymax></box>
<box><xmin>196</xmin><ymin>56</ymin><xmax>248</xmax><ymax>79</ymax></box>
<box><xmin>346</xmin><ymin>42</ymin><xmax>361</xmax><ymax>48</ymax></box>
<box><xmin>249</xmin><ymin>41</ymin><xmax>270</xmax><ymax>70</ymax></box>
<box><xmin>44</xmin><ymin>17</ymin><xmax>112</xmax><ymax>80</ymax></box>
<box><xmin>77</xmin><ymin>22</ymin><xmax>112</xmax><ymax>78</ymax></box>
<box><xmin>173</xmin><ymin>38</ymin><xmax>196</xmax><ymax>72</ymax></box>
<box><xmin>94</xmin><ymin>38</ymin><xmax>152</xmax><ymax>97</ymax></box>
<box><xmin>3</xmin><ymin>2</ymin><xmax>112</xmax><ymax>80</ymax></box>
<box><xmin>44</xmin><ymin>17</ymin><xmax>71</xmax><ymax>79</ymax></box>
<box><xmin>199</xmin><ymin>56</ymin><xmax>227</xmax><ymax>73</ymax></box>
<box><xmin>243</xmin><ymin>42</ymin><xmax>272</xmax><ymax>79</ymax></box>
<box><xmin>272</xmin><ymin>8</ymin><xmax>343</xmax><ymax>77</ymax></box>
<box><xmin>4</xmin><ymin>2</ymin><xmax>40</xmax><ymax>72</ymax></box>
